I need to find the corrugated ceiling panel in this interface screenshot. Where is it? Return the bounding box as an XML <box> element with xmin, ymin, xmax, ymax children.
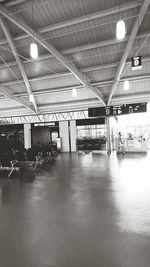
<box><xmin>115</xmin><ymin>80</ymin><xmax>150</xmax><ymax>96</ymax></box>
<box><xmin>36</xmin><ymin>87</ymin><xmax>94</xmax><ymax>105</ymax></box>
<box><xmin>3</xmin><ymin>56</ymin><xmax>67</xmax><ymax>81</ymax></box>
<box><xmin>4</xmin><ymin>1</ymin><xmax>137</xmax><ymax>50</ymax></box>
<box><xmin>40</xmin><ymin>7</ymin><xmax>136</xmax><ymax>48</ymax></box>
<box><xmin>42</xmin><ymin>15</ymin><xmax>135</xmax><ymax>52</ymax></box>
<box><xmin>4</xmin><ymin>75</ymin><xmax>80</xmax><ymax>93</ymax></box>
<box><xmin>3</xmin><ymin>19</ymin><xmax>24</xmax><ymax>37</ymax></box>
<box><xmin>23</xmin><ymin>58</ymin><xmax>67</xmax><ymax>78</ymax></box>
<box><xmin>71</xmin><ymin>45</ymin><xmax>124</xmax><ymax>68</ymax></box>
<box><xmin>87</xmin><ymin>68</ymin><xmax>117</xmax><ymax>83</ymax></box>
<box><xmin>0</xmin><ymin>98</ymin><xmax>23</xmax><ymax>108</ymax></box>
<box><xmin>16</xmin><ymin>40</ymin><xmax>48</xmax><ymax>59</ymax></box>
<box><xmin>8</xmin><ymin>0</ymin><xmax>137</xmax><ymax>28</ymax></box>
<box><xmin>96</xmin><ymin>85</ymin><xmax>112</xmax><ymax>96</ymax></box>
<box><xmin>0</xmin><ymin>25</ymin><xmax>6</xmax><ymax>40</ymax></box>
<box><xmin>30</xmin><ymin>75</ymin><xmax>80</xmax><ymax>91</ymax></box>
<box><xmin>0</xmin><ymin>43</ymin><xmax>15</xmax><ymax>62</ymax></box>
<box><xmin>78</xmin><ymin>41</ymin><xmax>125</xmax><ymax>63</ymax></box>
<box><xmin>129</xmin><ymin>37</ymin><xmax>150</xmax><ymax>59</ymax></box>
<box><xmin>3</xmin><ymin>83</ymin><xmax>27</xmax><ymax>94</ymax></box>
<box><xmin>139</xmin><ymin>12</ymin><xmax>150</xmax><ymax>33</ymax></box>
<box><xmin>0</xmin><ymin>67</ymin><xmax>16</xmax><ymax>83</ymax></box>
<box><xmin>1</xmin><ymin>64</ymin><xmax>23</xmax><ymax>82</ymax></box>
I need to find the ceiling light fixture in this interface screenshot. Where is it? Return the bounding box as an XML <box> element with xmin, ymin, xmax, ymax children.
<box><xmin>30</xmin><ymin>0</ymin><xmax>38</xmax><ymax>59</ymax></box>
<box><xmin>116</xmin><ymin>1</ymin><xmax>126</xmax><ymax>40</ymax></box>
<box><xmin>124</xmin><ymin>80</ymin><xmax>129</xmax><ymax>90</ymax></box>
<box><xmin>72</xmin><ymin>88</ymin><xmax>77</xmax><ymax>97</ymax></box>
<box><xmin>30</xmin><ymin>43</ymin><xmax>38</xmax><ymax>59</ymax></box>
<box><xmin>116</xmin><ymin>19</ymin><xmax>126</xmax><ymax>40</ymax></box>
<box><xmin>29</xmin><ymin>94</ymin><xmax>34</xmax><ymax>102</ymax></box>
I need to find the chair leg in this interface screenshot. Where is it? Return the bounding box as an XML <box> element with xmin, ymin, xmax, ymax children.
<box><xmin>8</xmin><ymin>168</ymin><xmax>14</xmax><ymax>177</ymax></box>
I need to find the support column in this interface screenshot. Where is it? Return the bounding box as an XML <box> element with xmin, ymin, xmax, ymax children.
<box><xmin>24</xmin><ymin>123</ymin><xmax>31</xmax><ymax>149</ymax></box>
<box><xmin>70</xmin><ymin>120</ymin><xmax>77</xmax><ymax>152</ymax></box>
<box><xmin>59</xmin><ymin>121</ymin><xmax>69</xmax><ymax>152</ymax></box>
<box><xmin>106</xmin><ymin>117</ymin><xmax>111</xmax><ymax>154</ymax></box>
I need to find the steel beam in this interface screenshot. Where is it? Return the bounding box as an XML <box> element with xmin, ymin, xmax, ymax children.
<box><xmin>0</xmin><ymin>85</ymin><xmax>35</xmax><ymax>112</ymax></box>
<box><xmin>0</xmin><ymin>110</ymin><xmax>89</xmax><ymax>124</ymax></box>
<box><xmin>0</xmin><ymin>1</ymin><xmax>139</xmax><ymax>47</ymax></box>
<box><xmin>0</xmin><ymin>3</ymin><xmax>106</xmax><ymax>105</ymax></box>
<box><xmin>2</xmin><ymin>69</ymin><xmax>150</xmax><ymax>95</ymax></box>
<box><xmin>1</xmin><ymin>52</ymin><xmax>150</xmax><ymax>88</ymax></box>
<box><xmin>107</xmin><ymin>0</ymin><xmax>150</xmax><ymax>105</ymax></box>
<box><xmin>0</xmin><ymin>18</ymin><xmax>37</xmax><ymax>113</ymax></box>
<box><xmin>4</xmin><ymin>0</ymin><xmax>26</xmax><ymax>7</ymax></box>
<box><xmin>0</xmin><ymin>90</ymin><xmax>149</xmax><ymax>124</ymax></box>
<box><xmin>0</xmin><ymin>30</ymin><xmax>149</xmax><ymax>73</ymax></box>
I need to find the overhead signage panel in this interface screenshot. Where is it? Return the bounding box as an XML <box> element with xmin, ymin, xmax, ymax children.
<box><xmin>131</xmin><ymin>56</ymin><xmax>142</xmax><ymax>70</ymax></box>
<box><xmin>88</xmin><ymin>102</ymin><xmax>147</xmax><ymax>117</ymax></box>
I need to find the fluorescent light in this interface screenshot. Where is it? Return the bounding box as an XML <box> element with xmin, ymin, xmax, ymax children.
<box><xmin>72</xmin><ymin>88</ymin><xmax>77</xmax><ymax>97</ymax></box>
<box><xmin>124</xmin><ymin>80</ymin><xmax>129</xmax><ymax>90</ymax></box>
<box><xmin>29</xmin><ymin>94</ymin><xmax>34</xmax><ymax>102</ymax></box>
<box><xmin>116</xmin><ymin>19</ymin><xmax>126</xmax><ymax>40</ymax></box>
<box><xmin>30</xmin><ymin>42</ymin><xmax>38</xmax><ymax>59</ymax></box>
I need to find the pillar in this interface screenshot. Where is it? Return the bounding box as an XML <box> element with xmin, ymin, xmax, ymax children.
<box><xmin>106</xmin><ymin>117</ymin><xmax>111</xmax><ymax>154</ymax></box>
<box><xmin>24</xmin><ymin>123</ymin><xmax>31</xmax><ymax>149</ymax></box>
<box><xmin>70</xmin><ymin>120</ymin><xmax>77</xmax><ymax>152</ymax></box>
<box><xmin>59</xmin><ymin>121</ymin><xmax>70</xmax><ymax>152</ymax></box>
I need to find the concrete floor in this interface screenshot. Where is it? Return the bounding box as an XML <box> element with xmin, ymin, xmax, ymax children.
<box><xmin>0</xmin><ymin>152</ymin><xmax>150</xmax><ymax>267</ymax></box>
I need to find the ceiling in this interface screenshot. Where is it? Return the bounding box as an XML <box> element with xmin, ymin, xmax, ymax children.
<box><xmin>0</xmin><ymin>0</ymin><xmax>150</xmax><ymax>117</ymax></box>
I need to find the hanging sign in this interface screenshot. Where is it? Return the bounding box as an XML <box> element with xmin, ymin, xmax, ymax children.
<box><xmin>131</xmin><ymin>56</ymin><xmax>142</xmax><ymax>70</ymax></box>
<box><xmin>88</xmin><ymin>102</ymin><xmax>147</xmax><ymax>117</ymax></box>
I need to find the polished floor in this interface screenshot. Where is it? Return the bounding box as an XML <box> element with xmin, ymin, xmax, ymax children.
<box><xmin>0</xmin><ymin>152</ymin><xmax>150</xmax><ymax>267</ymax></box>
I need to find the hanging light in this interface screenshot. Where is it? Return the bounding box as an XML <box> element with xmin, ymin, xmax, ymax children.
<box><xmin>116</xmin><ymin>19</ymin><xmax>126</xmax><ymax>40</ymax></box>
<box><xmin>30</xmin><ymin>42</ymin><xmax>38</xmax><ymax>59</ymax></box>
<box><xmin>29</xmin><ymin>94</ymin><xmax>34</xmax><ymax>102</ymax></box>
<box><xmin>72</xmin><ymin>88</ymin><xmax>77</xmax><ymax>97</ymax></box>
<box><xmin>124</xmin><ymin>80</ymin><xmax>129</xmax><ymax>90</ymax></box>
<box><xmin>30</xmin><ymin>0</ymin><xmax>38</xmax><ymax>59</ymax></box>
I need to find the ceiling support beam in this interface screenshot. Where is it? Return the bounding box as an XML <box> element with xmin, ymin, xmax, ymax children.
<box><xmin>0</xmin><ymin>18</ymin><xmax>37</xmax><ymax>113</ymax></box>
<box><xmin>2</xmin><ymin>57</ymin><xmax>150</xmax><ymax>88</ymax></box>
<box><xmin>0</xmin><ymin>3</ymin><xmax>106</xmax><ymax>105</ymax></box>
<box><xmin>0</xmin><ymin>92</ymin><xmax>149</xmax><ymax>119</ymax></box>
<box><xmin>38</xmin><ymin>1</ymin><xmax>139</xmax><ymax>34</ymax></box>
<box><xmin>0</xmin><ymin>1</ymin><xmax>140</xmax><ymax>47</ymax></box>
<box><xmin>107</xmin><ymin>0</ymin><xmax>150</xmax><ymax>105</ymax></box>
<box><xmin>0</xmin><ymin>85</ymin><xmax>35</xmax><ymax>112</ymax></box>
<box><xmin>0</xmin><ymin>73</ymin><xmax>150</xmax><ymax>100</ymax></box>
<box><xmin>0</xmin><ymin>30</ymin><xmax>149</xmax><ymax>71</ymax></box>
<box><xmin>4</xmin><ymin>0</ymin><xmax>26</xmax><ymax>7</ymax></box>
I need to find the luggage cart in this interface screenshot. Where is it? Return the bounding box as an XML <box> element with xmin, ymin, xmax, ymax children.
<box><xmin>116</xmin><ymin>139</ymin><xmax>126</xmax><ymax>154</ymax></box>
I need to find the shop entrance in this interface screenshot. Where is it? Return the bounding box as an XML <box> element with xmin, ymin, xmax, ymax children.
<box><xmin>76</xmin><ymin>118</ymin><xmax>106</xmax><ymax>151</ymax></box>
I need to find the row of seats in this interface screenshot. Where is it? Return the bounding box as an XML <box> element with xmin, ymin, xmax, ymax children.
<box><xmin>0</xmin><ymin>141</ymin><xmax>58</xmax><ymax>167</ymax></box>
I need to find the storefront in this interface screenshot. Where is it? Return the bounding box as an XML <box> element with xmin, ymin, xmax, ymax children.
<box><xmin>76</xmin><ymin>118</ymin><xmax>106</xmax><ymax>151</ymax></box>
<box><xmin>110</xmin><ymin>107</ymin><xmax>150</xmax><ymax>153</ymax></box>
<box><xmin>31</xmin><ymin>122</ymin><xmax>60</xmax><ymax>150</ymax></box>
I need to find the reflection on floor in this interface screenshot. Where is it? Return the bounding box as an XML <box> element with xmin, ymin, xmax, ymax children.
<box><xmin>0</xmin><ymin>152</ymin><xmax>150</xmax><ymax>267</ymax></box>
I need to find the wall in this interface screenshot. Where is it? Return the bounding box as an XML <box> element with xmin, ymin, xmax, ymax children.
<box><xmin>59</xmin><ymin>121</ymin><xmax>70</xmax><ymax>152</ymax></box>
<box><xmin>24</xmin><ymin>124</ymin><xmax>31</xmax><ymax>149</ymax></box>
<box><xmin>32</xmin><ymin>126</ymin><xmax>50</xmax><ymax>147</ymax></box>
<box><xmin>70</xmin><ymin>120</ymin><xmax>77</xmax><ymax>152</ymax></box>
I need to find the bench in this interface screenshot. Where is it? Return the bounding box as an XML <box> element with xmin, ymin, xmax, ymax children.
<box><xmin>0</xmin><ymin>154</ymin><xmax>42</xmax><ymax>178</ymax></box>
<box><xmin>0</xmin><ymin>160</ymin><xmax>20</xmax><ymax>177</ymax></box>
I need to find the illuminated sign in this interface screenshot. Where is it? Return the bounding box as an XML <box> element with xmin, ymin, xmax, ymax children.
<box><xmin>131</xmin><ymin>56</ymin><xmax>142</xmax><ymax>70</ymax></box>
<box><xmin>88</xmin><ymin>102</ymin><xmax>147</xmax><ymax>117</ymax></box>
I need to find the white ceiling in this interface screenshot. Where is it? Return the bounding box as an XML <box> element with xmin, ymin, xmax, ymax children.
<box><xmin>0</xmin><ymin>0</ymin><xmax>150</xmax><ymax>116</ymax></box>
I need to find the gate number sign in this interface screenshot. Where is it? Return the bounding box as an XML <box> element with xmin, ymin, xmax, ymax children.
<box><xmin>88</xmin><ymin>102</ymin><xmax>147</xmax><ymax>117</ymax></box>
<box><xmin>131</xmin><ymin>56</ymin><xmax>142</xmax><ymax>70</ymax></box>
